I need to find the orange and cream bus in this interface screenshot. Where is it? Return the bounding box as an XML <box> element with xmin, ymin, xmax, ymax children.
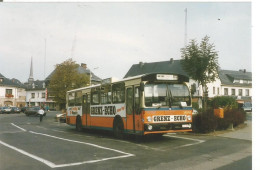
<box><xmin>66</xmin><ymin>73</ymin><xmax>193</xmax><ymax>138</ymax></box>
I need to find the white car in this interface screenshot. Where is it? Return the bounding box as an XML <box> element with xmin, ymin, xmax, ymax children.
<box><xmin>2</xmin><ymin>107</ymin><xmax>12</xmax><ymax>114</ymax></box>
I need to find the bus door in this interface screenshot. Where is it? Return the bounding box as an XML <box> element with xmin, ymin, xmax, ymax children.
<box><xmin>82</xmin><ymin>93</ymin><xmax>90</xmax><ymax>126</ymax></box>
<box><xmin>126</xmin><ymin>86</ymin><xmax>141</xmax><ymax>134</ymax></box>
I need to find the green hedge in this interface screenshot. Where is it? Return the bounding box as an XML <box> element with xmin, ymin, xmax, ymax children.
<box><xmin>193</xmin><ymin>108</ymin><xmax>245</xmax><ymax>133</ymax></box>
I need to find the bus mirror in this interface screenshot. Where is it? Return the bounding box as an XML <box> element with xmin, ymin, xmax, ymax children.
<box><xmin>140</xmin><ymin>83</ymin><xmax>145</xmax><ymax>91</ymax></box>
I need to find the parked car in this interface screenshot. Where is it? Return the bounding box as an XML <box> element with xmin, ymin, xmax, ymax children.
<box><xmin>0</xmin><ymin>107</ymin><xmax>4</xmax><ymax>114</ymax></box>
<box><xmin>2</xmin><ymin>107</ymin><xmax>12</xmax><ymax>114</ymax></box>
<box><xmin>24</xmin><ymin>107</ymin><xmax>46</xmax><ymax>116</ymax></box>
<box><xmin>242</xmin><ymin>102</ymin><xmax>252</xmax><ymax>112</ymax></box>
<box><xmin>21</xmin><ymin>107</ymin><xmax>29</xmax><ymax>113</ymax></box>
<box><xmin>11</xmin><ymin>107</ymin><xmax>21</xmax><ymax>113</ymax></box>
<box><xmin>55</xmin><ymin>113</ymin><xmax>66</xmax><ymax>123</ymax></box>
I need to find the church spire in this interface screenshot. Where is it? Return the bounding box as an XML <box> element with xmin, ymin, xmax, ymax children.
<box><xmin>28</xmin><ymin>57</ymin><xmax>34</xmax><ymax>84</ymax></box>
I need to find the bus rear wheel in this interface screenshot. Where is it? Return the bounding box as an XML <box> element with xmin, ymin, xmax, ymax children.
<box><xmin>76</xmin><ymin>116</ymin><xmax>82</xmax><ymax>132</ymax></box>
<box><xmin>113</xmin><ymin>118</ymin><xmax>124</xmax><ymax>139</ymax></box>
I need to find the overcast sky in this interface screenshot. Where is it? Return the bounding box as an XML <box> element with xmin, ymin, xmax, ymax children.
<box><xmin>0</xmin><ymin>2</ymin><xmax>252</xmax><ymax>83</ymax></box>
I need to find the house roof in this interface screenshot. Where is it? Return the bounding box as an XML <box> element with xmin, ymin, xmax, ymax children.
<box><xmin>25</xmin><ymin>80</ymin><xmax>46</xmax><ymax>91</ymax></box>
<box><xmin>0</xmin><ymin>74</ymin><xmax>25</xmax><ymax>88</ymax></box>
<box><xmin>218</xmin><ymin>70</ymin><xmax>252</xmax><ymax>87</ymax></box>
<box><xmin>124</xmin><ymin>59</ymin><xmax>188</xmax><ymax>78</ymax></box>
<box><xmin>45</xmin><ymin>64</ymin><xmax>101</xmax><ymax>83</ymax></box>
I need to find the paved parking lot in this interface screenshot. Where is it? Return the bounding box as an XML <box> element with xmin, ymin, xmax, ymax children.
<box><xmin>0</xmin><ymin>112</ymin><xmax>252</xmax><ymax>170</ymax></box>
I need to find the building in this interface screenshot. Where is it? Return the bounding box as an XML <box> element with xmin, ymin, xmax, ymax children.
<box><xmin>0</xmin><ymin>73</ymin><xmax>26</xmax><ymax>107</ymax></box>
<box><xmin>124</xmin><ymin>59</ymin><xmax>252</xmax><ymax>107</ymax></box>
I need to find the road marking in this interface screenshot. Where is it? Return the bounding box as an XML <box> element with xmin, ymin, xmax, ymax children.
<box><xmin>3</xmin><ymin>123</ymin><xmax>135</xmax><ymax>168</ymax></box>
<box><xmin>164</xmin><ymin>134</ymin><xmax>205</xmax><ymax>149</ymax></box>
<box><xmin>0</xmin><ymin>140</ymin><xmax>56</xmax><ymax>168</ymax></box>
<box><xmin>11</xmin><ymin>123</ymin><xmax>26</xmax><ymax>132</ymax></box>
<box><xmin>29</xmin><ymin>131</ymin><xmax>134</xmax><ymax>155</ymax></box>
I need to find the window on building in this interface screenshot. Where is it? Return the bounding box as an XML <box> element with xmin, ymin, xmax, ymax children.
<box><xmin>217</xmin><ymin>88</ymin><xmax>220</xmax><ymax>95</ymax></box>
<box><xmin>231</xmin><ymin>89</ymin><xmax>236</xmax><ymax>96</ymax></box>
<box><xmin>6</xmin><ymin>89</ymin><xmax>12</xmax><ymax>95</ymax></box>
<box><xmin>224</xmin><ymin>88</ymin><xmax>228</xmax><ymax>95</ymax></box>
<box><xmin>239</xmin><ymin>89</ymin><xmax>243</xmax><ymax>96</ymax></box>
<box><xmin>213</xmin><ymin>87</ymin><xmax>215</xmax><ymax>95</ymax></box>
<box><xmin>31</xmin><ymin>93</ymin><xmax>35</xmax><ymax>98</ymax></box>
<box><xmin>5</xmin><ymin>89</ymin><xmax>13</xmax><ymax>97</ymax></box>
<box><xmin>42</xmin><ymin>92</ymin><xmax>45</xmax><ymax>98</ymax></box>
<box><xmin>246</xmin><ymin>89</ymin><xmax>250</xmax><ymax>96</ymax></box>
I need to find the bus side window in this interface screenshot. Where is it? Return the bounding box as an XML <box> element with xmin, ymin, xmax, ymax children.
<box><xmin>68</xmin><ymin>92</ymin><xmax>75</xmax><ymax>107</ymax></box>
<box><xmin>112</xmin><ymin>83</ymin><xmax>125</xmax><ymax>103</ymax></box>
<box><xmin>101</xmin><ymin>85</ymin><xmax>112</xmax><ymax>104</ymax></box>
<box><xmin>91</xmin><ymin>87</ymin><xmax>100</xmax><ymax>105</ymax></box>
<box><xmin>75</xmin><ymin>91</ymin><xmax>82</xmax><ymax>106</ymax></box>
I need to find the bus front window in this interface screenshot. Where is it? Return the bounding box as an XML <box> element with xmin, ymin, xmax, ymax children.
<box><xmin>144</xmin><ymin>83</ymin><xmax>191</xmax><ymax>107</ymax></box>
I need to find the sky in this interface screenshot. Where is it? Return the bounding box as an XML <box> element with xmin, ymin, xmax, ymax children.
<box><xmin>0</xmin><ymin>2</ymin><xmax>252</xmax><ymax>83</ymax></box>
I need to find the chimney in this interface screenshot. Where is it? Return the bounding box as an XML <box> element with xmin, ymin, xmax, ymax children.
<box><xmin>170</xmin><ymin>58</ymin><xmax>174</xmax><ymax>64</ymax></box>
<box><xmin>139</xmin><ymin>62</ymin><xmax>144</xmax><ymax>68</ymax></box>
<box><xmin>239</xmin><ymin>69</ymin><xmax>246</xmax><ymax>73</ymax></box>
<box><xmin>81</xmin><ymin>63</ymin><xmax>87</xmax><ymax>70</ymax></box>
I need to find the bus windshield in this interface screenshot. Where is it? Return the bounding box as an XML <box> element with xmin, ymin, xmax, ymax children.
<box><xmin>144</xmin><ymin>83</ymin><xmax>191</xmax><ymax>107</ymax></box>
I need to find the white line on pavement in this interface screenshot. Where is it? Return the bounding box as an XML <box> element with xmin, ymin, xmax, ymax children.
<box><xmin>0</xmin><ymin>140</ymin><xmax>56</xmax><ymax>168</ymax></box>
<box><xmin>2</xmin><ymin>124</ymin><xmax>134</xmax><ymax>168</ymax></box>
<box><xmin>164</xmin><ymin>134</ymin><xmax>205</xmax><ymax>149</ymax></box>
<box><xmin>29</xmin><ymin>130</ymin><xmax>134</xmax><ymax>156</ymax></box>
<box><xmin>10</xmin><ymin>123</ymin><xmax>26</xmax><ymax>132</ymax></box>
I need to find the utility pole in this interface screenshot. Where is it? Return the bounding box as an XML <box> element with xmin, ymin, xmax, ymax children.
<box><xmin>184</xmin><ymin>8</ymin><xmax>188</xmax><ymax>47</ymax></box>
<box><xmin>44</xmin><ymin>38</ymin><xmax>46</xmax><ymax>79</ymax></box>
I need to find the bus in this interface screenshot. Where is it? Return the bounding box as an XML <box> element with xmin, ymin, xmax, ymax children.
<box><xmin>66</xmin><ymin>73</ymin><xmax>193</xmax><ymax>138</ymax></box>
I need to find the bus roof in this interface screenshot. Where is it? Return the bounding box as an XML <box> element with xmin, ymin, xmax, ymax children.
<box><xmin>67</xmin><ymin>73</ymin><xmax>188</xmax><ymax>93</ymax></box>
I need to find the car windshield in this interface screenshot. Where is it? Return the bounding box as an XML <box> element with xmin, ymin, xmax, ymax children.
<box><xmin>144</xmin><ymin>83</ymin><xmax>191</xmax><ymax>107</ymax></box>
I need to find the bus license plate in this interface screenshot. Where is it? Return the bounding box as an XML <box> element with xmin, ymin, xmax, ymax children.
<box><xmin>153</xmin><ymin>115</ymin><xmax>187</xmax><ymax>123</ymax></box>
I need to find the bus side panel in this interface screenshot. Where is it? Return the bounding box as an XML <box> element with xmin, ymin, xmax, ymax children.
<box><xmin>67</xmin><ymin>116</ymin><xmax>77</xmax><ymax>126</ymax></box>
<box><xmin>90</xmin><ymin>117</ymin><xmax>114</xmax><ymax>129</ymax></box>
<box><xmin>134</xmin><ymin>114</ymin><xmax>144</xmax><ymax>132</ymax></box>
<box><xmin>126</xmin><ymin>114</ymin><xmax>134</xmax><ymax>131</ymax></box>
<box><xmin>81</xmin><ymin>114</ymin><xmax>87</xmax><ymax>126</ymax></box>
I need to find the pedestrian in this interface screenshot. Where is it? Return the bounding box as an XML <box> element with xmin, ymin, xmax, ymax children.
<box><xmin>38</xmin><ymin>107</ymin><xmax>45</xmax><ymax>122</ymax></box>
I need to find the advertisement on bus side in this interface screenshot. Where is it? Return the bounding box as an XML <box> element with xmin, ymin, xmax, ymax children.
<box><xmin>90</xmin><ymin>104</ymin><xmax>126</xmax><ymax>118</ymax></box>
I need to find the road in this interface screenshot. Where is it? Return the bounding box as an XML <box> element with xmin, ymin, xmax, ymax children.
<box><xmin>0</xmin><ymin>112</ymin><xmax>252</xmax><ymax>170</ymax></box>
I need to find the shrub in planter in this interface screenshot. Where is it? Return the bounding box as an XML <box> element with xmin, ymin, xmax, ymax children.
<box><xmin>193</xmin><ymin>109</ymin><xmax>217</xmax><ymax>133</ymax></box>
<box><xmin>216</xmin><ymin>108</ymin><xmax>246</xmax><ymax>130</ymax></box>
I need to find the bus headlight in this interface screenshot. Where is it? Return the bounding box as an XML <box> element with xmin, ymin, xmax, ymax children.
<box><xmin>187</xmin><ymin>115</ymin><xmax>191</xmax><ymax>121</ymax></box>
<box><xmin>147</xmin><ymin>116</ymin><xmax>152</xmax><ymax>122</ymax></box>
<box><xmin>148</xmin><ymin>125</ymin><xmax>153</xmax><ymax>131</ymax></box>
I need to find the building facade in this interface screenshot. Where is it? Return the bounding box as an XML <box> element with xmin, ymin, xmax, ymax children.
<box><xmin>0</xmin><ymin>73</ymin><xmax>26</xmax><ymax>107</ymax></box>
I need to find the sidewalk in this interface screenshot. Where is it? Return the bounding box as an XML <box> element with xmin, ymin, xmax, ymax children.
<box><xmin>217</xmin><ymin>120</ymin><xmax>252</xmax><ymax>141</ymax></box>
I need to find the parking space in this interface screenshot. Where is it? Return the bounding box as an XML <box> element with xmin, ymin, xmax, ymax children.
<box><xmin>0</xmin><ymin>123</ymin><xmax>134</xmax><ymax>168</ymax></box>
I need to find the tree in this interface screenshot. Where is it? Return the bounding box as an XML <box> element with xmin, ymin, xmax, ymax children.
<box><xmin>48</xmin><ymin>58</ymin><xmax>90</xmax><ymax>109</ymax></box>
<box><xmin>181</xmin><ymin>36</ymin><xmax>219</xmax><ymax>109</ymax></box>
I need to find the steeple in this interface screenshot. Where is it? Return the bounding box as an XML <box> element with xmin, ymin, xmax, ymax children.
<box><xmin>28</xmin><ymin>57</ymin><xmax>34</xmax><ymax>84</ymax></box>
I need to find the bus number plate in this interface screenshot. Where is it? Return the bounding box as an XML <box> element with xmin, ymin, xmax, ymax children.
<box><xmin>153</xmin><ymin>115</ymin><xmax>187</xmax><ymax>122</ymax></box>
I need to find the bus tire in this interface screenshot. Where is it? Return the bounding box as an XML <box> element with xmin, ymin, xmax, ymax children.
<box><xmin>76</xmin><ymin>116</ymin><xmax>82</xmax><ymax>132</ymax></box>
<box><xmin>113</xmin><ymin>117</ymin><xmax>124</xmax><ymax>139</ymax></box>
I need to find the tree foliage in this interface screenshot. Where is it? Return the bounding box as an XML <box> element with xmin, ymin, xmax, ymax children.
<box><xmin>181</xmin><ymin>36</ymin><xmax>219</xmax><ymax>109</ymax></box>
<box><xmin>48</xmin><ymin>58</ymin><xmax>90</xmax><ymax>108</ymax></box>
